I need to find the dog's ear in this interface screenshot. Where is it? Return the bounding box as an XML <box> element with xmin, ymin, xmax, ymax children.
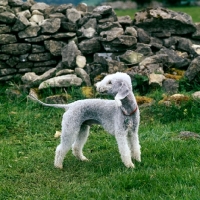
<box><xmin>114</xmin><ymin>81</ymin><xmax>130</xmax><ymax>106</ymax></box>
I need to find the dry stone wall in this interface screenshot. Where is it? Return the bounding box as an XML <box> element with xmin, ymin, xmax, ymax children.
<box><xmin>0</xmin><ymin>0</ymin><xmax>200</xmax><ymax>92</ymax></box>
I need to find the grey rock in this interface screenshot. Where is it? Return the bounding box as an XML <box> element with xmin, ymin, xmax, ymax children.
<box><xmin>33</xmin><ymin>67</ymin><xmax>54</xmax><ymax>74</ymax></box>
<box><xmin>61</xmin><ymin>41</ymin><xmax>81</xmax><ymax>68</ymax></box>
<box><xmin>192</xmin><ymin>91</ymin><xmax>200</xmax><ymax>99</ymax></box>
<box><xmin>22</xmin><ymin>67</ymin><xmax>57</xmax><ymax>87</ymax></box>
<box><xmin>21</xmin><ymin>72</ymin><xmax>39</xmax><ymax>83</ymax></box>
<box><xmin>39</xmin><ymin>74</ymin><xmax>82</xmax><ymax>89</ymax></box>
<box><xmin>157</xmin><ymin>48</ymin><xmax>190</xmax><ymax>68</ymax></box>
<box><xmin>55</xmin><ymin>3</ymin><xmax>73</xmax><ymax>13</ymax></box>
<box><xmin>137</xmin><ymin>28</ymin><xmax>150</xmax><ymax>44</ymax></box>
<box><xmin>78</xmin><ymin>27</ymin><xmax>96</xmax><ymax>39</ymax></box>
<box><xmin>135</xmin><ymin>43</ymin><xmax>153</xmax><ymax>56</ymax></box>
<box><xmin>18</xmin><ymin>25</ymin><xmax>40</xmax><ymax>38</ymax></box>
<box><xmin>75</xmin><ymin>68</ymin><xmax>91</xmax><ymax>86</ymax></box>
<box><xmin>102</xmin><ymin>35</ymin><xmax>137</xmax><ymax>52</ymax></box>
<box><xmin>0</xmin><ymin>12</ymin><xmax>16</xmax><ymax>24</ymax></box>
<box><xmin>49</xmin><ymin>13</ymin><xmax>65</xmax><ymax>19</ymax></box>
<box><xmin>78</xmin><ymin>38</ymin><xmax>101</xmax><ymax>54</ymax></box>
<box><xmin>29</xmin><ymin>13</ymin><xmax>44</xmax><ymax>23</ymax></box>
<box><xmin>150</xmin><ymin>37</ymin><xmax>163</xmax><ymax>50</ymax></box>
<box><xmin>134</xmin><ymin>7</ymin><xmax>196</xmax><ymax>35</ymax></box>
<box><xmin>44</xmin><ymin>40</ymin><xmax>66</xmax><ymax>57</ymax></box>
<box><xmin>0</xmin><ymin>68</ymin><xmax>17</xmax><ymax>76</ymax></box>
<box><xmin>56</xmin><ymin>69</ymin><xmax>74</xmax><ymax>76</ymax></box>
<box><xmin>152</xmin><ymin>31</ymin><xmax>171</xmax><ymax>38</ymax></box>
<box><xmin>118</xmin><ymin>15</ymin><xmax>132</xmax><ymax>26</ymax></box>
<box><xmin>61</xmin><ymin>21</ymin><xmax>77</xmax><ymax>32</ymax></box>
<box><xmin>175</xmin><ymin>37</ymin><xmax>196</xmax><ymax>55</ymax></box>
<box><xmin>1</xmin><ymin>43</ymin><xmax>31</xmax><ymax>55</ymax></box>
<box><xmin>28</xmin><ymin>52</ymin><xmax>52</xmax><ymax>62</ymax></box>
<box><xmin>30</xmin><ymin>2</ymin><xmax>50</xmax><ymax>13</ymax></box>
<box><xmin>162</xmin><ymin>79</ymin><xmax>179</xmax><ymax>94</ymax></box>
<box><xmin>16</xmin><ymin>62</ymin><xmax>33</xmax><ymax>69</ymax></box>
<box><xmin>148</xmin><ymin>73</ymin><xmax>166</xmax><ymax>87</ymax></box>
<box><xmin>32</xmin><ymin>45</ymin><xmax>45</xmax><ymax>53</ymax></box>
<box><xmin>25</xmin><ymin>35</ymin><xmax>51</xmax><ymax>42</ymax></box>
<box><xmin>0</xmin><ymin>25</ymin><xmax>11</xmax><ymax>34</ymax></box>
<box><xmin>12</xmin><ymin>18</ymin><xmax>28</xmax><ymax>32</ymax></box>
<box><xmin>76</xmin><ymin>55</ymin><xmax>86</xmax><ymax>68</ymax></box>
<box><xmin>85</xmin><ymin>63</ymin><xmax>107</xmax><ymax>80</ymax></box>
<box><xmin>192</xmin><ymin>23</ymin><xmax>200</xmax><ymax>39</ymax></box>
<box><xmin>17</xmin><ymin>9</ymin><xmax>31</xmax><ymax>19</ymax></box>
<box><xmin>192</xmin><ymin>44</ymin><xmax>200</xmax><ymax>55</ymax></box>
<box><xmin>98</xmin><ymin>10</ymin><xmax>117</xmax><ymax>23</ymax></box>
<box><xmin>93</xmin><ymin>52</ymin><xmax>114</xmax><ymax>66</ymax></box>
<box><xmin>0</xmin><ymin>34</ymin><xmax>17</xmax><ymax>44</ymax></box>
<box><xmin>0</xmin><ymin>54</ymin><xmax>10</xmax><ymax>61</ymax></box>
<box><xmin>179</xmin><ymin>131</ymin><xmax>200</xmax><ymax>139</ymax></box>
<box><xmin>119</xmin><ymin>50</ymin><xmax>144</xmax><ymax>65</ymax></box>
<box><xmin>139</xmin><ymin>54</ymin><xmax>168</xmax><ymax>75</ymax></box>
<box><xmin>6</xmin><ymin>56</ymin><xmax>19</xmax><ymax>67</ymax></box>
<box><xmin>0</xmin><ymin>0</ymin><xmax>8</xmax><ymax>6</ymax></box>
<box><xmin>40</xmin><ymin>18</ymin><xmax>61</xmax><ymax>34</ymax></box>
<box><xmin>100</xmin><ymin>27</ymin><xmax>124</xmax><ymax>42</ymax></box>
<box><xmin>51</xmin><ymin>32</ymin><xmax>76</xmax><ymax>39</ymax></box>
<box><xmin>93</xmin><ymin>5</ymin><xmax>113</xmax><ymax>15</ymax></box>
<box><xmin>163</xmin><ymin>37</ymin><xmax>177</xmax><ymax>49</ymax></box>
<box><xmin>98</xmin><ymin>21</ymin><xmax>121</xmax><ymax>32</ymax></box>
<box><xmin>125</xmin><ymin>27</ymin><xmax>137</xmax><ymax>37</ymax></box>
<box><xmin>19</xmin><ymin>53</ymin><xmax>30</xmax><ymax>62</ymax></box>
<box><xmin>107</xmin><ymin>60</ymin><xmax>127</xmax><ymax>74</ymax></box>
<box><xmin>8</xmin><ymin>0</ymin><xmax>23</xmax><ymax>6</ymax></box>
<box><xmin>33</xmin><ymin>60</ymin><xmax>57</xmax><ymax>67</ymax></box>
<box><xmin>66</xmin><ymin>8</ymin><xmax>81</xmax><ymax>23</ymax></box>
<box><xmin>83</xmin><ymin>18</ymin><xmax>97</xmax><ymax>30</ymax></box>
<box><xmin>185</xmin><ymin>56</ymin><xmax>200</xmax><ymax>81</ymax></box>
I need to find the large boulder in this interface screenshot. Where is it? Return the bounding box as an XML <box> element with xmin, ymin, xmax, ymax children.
<box><xmin>134</xmin><ymin>7</ymin><xmax>196</xmax><ymax>35</ymax></box>
<box><xmin>39</xmin><ymin>74</ymin><xmax>83</xmax><ymax>89</ymax></box>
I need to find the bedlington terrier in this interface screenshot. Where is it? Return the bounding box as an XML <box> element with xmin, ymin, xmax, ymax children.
<box><xmin>29</xmin><ymin>72</ymin><xmax>141</xmax><ymax>169</ymax></box>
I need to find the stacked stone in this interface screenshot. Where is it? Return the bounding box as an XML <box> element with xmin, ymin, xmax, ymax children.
<box><xmin>0</xmin><ymin>0</ymin><xmax>200</xmax><ymax>92</ymax></box>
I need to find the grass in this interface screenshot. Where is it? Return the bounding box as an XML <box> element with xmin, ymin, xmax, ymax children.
<box><xmin>0</xmin><ymin>83</ymin><xmax>200</xmax><ymax>199</ymax></box>
<box><xmin>115</xmin><ymin>6</ymin><xmax>200</xmax><ymax>22</ymax></box>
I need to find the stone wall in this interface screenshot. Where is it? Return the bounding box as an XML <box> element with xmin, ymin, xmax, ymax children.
<box><xmin>0</xmin><ymin>0</ymin><xmax>200</xmax><ymax>92</ymax></box>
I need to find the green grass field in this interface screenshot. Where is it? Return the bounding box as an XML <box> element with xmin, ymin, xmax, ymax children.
<box><xmin>115</xmin><ymin>6</ymin><xmax>200</xmax><ymax>22</ymax></box>
<box><xmin>0</xmin><ymin>84</ymin><xmax>200</xmax><ymax>199</ymax></box>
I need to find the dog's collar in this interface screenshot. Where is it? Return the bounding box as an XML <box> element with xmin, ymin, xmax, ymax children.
<box><xmin>121</xmin><ymin>106</ymin><xmax>138</xmax><ymax>116</ymax></box>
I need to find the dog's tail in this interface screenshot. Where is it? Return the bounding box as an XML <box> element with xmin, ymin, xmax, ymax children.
<box><xmin>28</xmin><ymin>94</ymin><xmax>70</xmax><ymax>110</ymax></box>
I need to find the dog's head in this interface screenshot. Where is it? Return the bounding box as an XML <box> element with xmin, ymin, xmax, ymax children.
<box><xmin>96</xmin><ymin>72</ymin><xmax>132</xmax><ymax>106</ymax></box>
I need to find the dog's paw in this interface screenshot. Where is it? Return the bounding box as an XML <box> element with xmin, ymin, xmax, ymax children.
<box><xmin>54</xmin><ymin>164</ymin><xmax>63</xmax><ymax>169</ymax></box>
<box><xmin>125</xmin><ymin>162</ymin><xmax>135</xmax><ymax>168</ymax></box>
<box><xmin>80</xmin><ymin>156</ymin><xmax>89</xmax><ymax>162</ymax></box>
<box><xmin>132</xmin><ymin>152</ymin><xmax>141</xmax><ymax>162</ymax></box>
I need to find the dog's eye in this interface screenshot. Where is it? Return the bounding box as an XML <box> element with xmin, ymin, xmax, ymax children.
<box><xmin>108</xmin><ymin>81</ymin><xmax>112</xmax><ymax>84</ymax></box>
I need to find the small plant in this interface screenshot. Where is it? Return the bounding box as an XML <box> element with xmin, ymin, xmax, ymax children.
<box><xmin>179</xmin><ymin>75</ymin><xmax>200</xmax><ymax>92</ymax></box>
<box><xmin>132</xmin><ymin>74</ymin><xmax>149</xmax><ymax>94</ymax></box>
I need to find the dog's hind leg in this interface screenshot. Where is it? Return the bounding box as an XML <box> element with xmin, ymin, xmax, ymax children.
<box><xmin>72</xmin><ymin>124</ymin><xmax>90</xmax><ymax>161</ymax></box>
<box><xmin>54</xmin><ymin>123</ymin><xmax>79</xmax><ymax>169</ymax></box>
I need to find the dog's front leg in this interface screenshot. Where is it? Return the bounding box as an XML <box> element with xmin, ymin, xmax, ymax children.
<box><xmin>115</xmin><ymin>135</ymin><xmax>134</xmax><ymax>168</ymax></box>
<box><xmin>128</xmin><ymin>131</ymin><xmax>141</xmax><ymax>162</ymax></box>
